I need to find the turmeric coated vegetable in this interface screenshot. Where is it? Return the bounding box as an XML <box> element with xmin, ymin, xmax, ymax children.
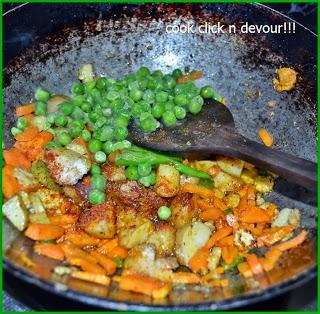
<box><xmin>258</xmin><ymin>128</ymin><xmax>273</xmax><ymax>147</ymax></box>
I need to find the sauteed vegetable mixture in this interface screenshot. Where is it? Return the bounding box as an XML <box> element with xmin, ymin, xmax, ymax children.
<box><xmin>3</xmin><ymin>65</ymin><xmax>307</xmax><ymax>299</ymax></box>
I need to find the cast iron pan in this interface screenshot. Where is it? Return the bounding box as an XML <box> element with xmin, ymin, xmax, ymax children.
<box><xmin>2</xmin><ymin>3</ymin><xmax>317</xmax><ymax>311</ymax></box>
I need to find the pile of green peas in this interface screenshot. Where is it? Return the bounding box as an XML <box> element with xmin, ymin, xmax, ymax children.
<box><xmin>26</xmin><ymin>67</ymin><xmax>218</xmax><ymax>204</ymax></box>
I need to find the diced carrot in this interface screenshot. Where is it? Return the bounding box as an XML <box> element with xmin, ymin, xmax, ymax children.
<box><xmin>16</xmin><ymin>103</ymin><xmax>34</xmax><ymax>116</ymax></box>
<box><xmin>247</xmin><ymin>253</ymin><xmax>264</xmax><ymax>275</ymax></box>
<box><xmin>258</xmin><ymin>128</ymin><xmax>273</xmax><ymax>147</ymax></box>
<box><xmin>216</xmin><ymin>235</ymin><xmax>234</xmax><ymax>247</ymax></box>
<box><xmin>222</xmin><ymin>247</ymin><xmax>238</xmax><ymax>265</ymax></box>
<box><xmin>34</xmin><ymin>243</ymin><xmax>65</xmax><ymax>261</ymax></box>
<box><xmin>24</xmin><ymin>114</ymin><xmax>34</xmax><ymax>122</ymax></box>
<box><xmin>213</xmin><ymin>197</ymin><xmax>228</xmax><ymax>211</ymax></box>
<box><xmin>90</xmin><ymin>251</ymin><xmax>117</xmax><ymax>275</ymax></box>
<box><xmin>237</xmin><ymin>187</ymin><xmax>248</xmax><ymax>210</ymax></box>
<box><xmin>273</xmin><ymin>230</ymin><xmax>307</xmax><ymax>252</ymax></box>
<box><xmin>97</xmin><ymin>238</ymin><xmax>119</xmax><ymax>255</ymax></box>
<box><xmin>265</xmin><ymin>247</ymin><xmax>282</xmax><ymax>264</ymax></box>
<box><xmin>207</xmin><ymin>278</ymin><xmax>229</xmax><ymax>288</ymax></box>
<box><xmin>188</xmin><ymin>247</ymin><xmax>211</xmax><ymax>273</ymax></box>
<box><xmin>238</xmin><ymin>207</ymin><xmax>271</xmax><ymax>223</ymax></box>
<box><xmin>170</xmin><ymin>272</ymin><xmax>201</xmax><ymax>284</ymax></box>
<box><xmin>247</xmin><ymin>185</ymin><xmax>256</xmax><ymax>207</ymax></box>
<box><xmin>238</xmin><ymin>262</ymin><xmax>253</xmax><ymax>278</ymax></box>
<box><xmin>3</xmin><ymin>148</ymin><xmax>32</xmax><ymax>169</ymax></box>
<box><xmin>197</xmin><ymin>198</ymin><xmax>215</xmax><ymax>210</ymax></box>
<box><xmin>15</xmin><ymin>125</ymin><xmax>39</xmax><ymax>142</ymax></box>
<box><xmin>2</xmin><ymin>164</ymin><xmax>15</xmax><ymax>176</ymax></box>
<box><xmin>105</xmin><ymin>246</ymin><xmax>128</xmax><ymax>259</ymax></box>
<box><xmin>176</xmin><ymin>71</ymin><xmax>203</xmax><ymax>84</ymax></box>
<box><xmin>25</xmin><ymin>224</ymin><xmax>65</xmax><ymax>241</ymax></box>
<box><xmin>59</xmin><ymin>243</ymin><xmax>97</xmax><ymax>264</ymax></box>
<box><xmin>49</xmin><ymin>214</ymin><xmax>79</xmax><ymax>226</ymax></box>
<box><xmin>266</xmin><ymin>203</ymin><xmax>278</xmax><ymax>218</ymax></box>
<box><xmin>64</xmin><ymin>229</ymin><xmax>100</xmax><ymax>247</ymax></box>
<box><xmin>199</xmin><ymin>208</ymin><xmax>224</xmax><ymax>221</ymax></box>
<box><xmin>70</xmin><ymin>271</ymin><xmax>110</xmax><ymax>285</ymax></box>
<box><xmin>2</xmin><ymin>173</ymin><xmax>22</xmax><ymax>198</ymax></box>
<box><xmin>182</xmin><ymin>183</ymin><xmax>215</xmax><ymax>198</ymax></box>
<box><xmin>118</xmin><ymin>274</ymin><xmax>172</xmax><ymax>299</ymax></box>
<box><xmin>66</xmin><ymin>256</ymin><xmax>106</xmax><ymax>275</ymax></box>
<box><xmin>205</xmin><ymin>226</ymin><xmax>233</xmax><ymax>249</ymax></box>
<box><xmin>257</xmin><ymin>225</ymin><xmax>295</xmax><ymax>247</ymax></box>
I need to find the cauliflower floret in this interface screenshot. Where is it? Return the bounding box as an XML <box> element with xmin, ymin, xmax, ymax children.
<box><xmin>272</xmin><ymin>208</ymin><xmax>300</xmax><ymax>228</ymax></box>
<box><xmin>44</xmin><ymin>148</ymin><xmax>91</xmax><ymax>185</ymax></box>
<box><xmin>78</xmin><ymin>64</ymin><xmax>94</xmax><ymax>83</ymax></box>
<box><xmin>234</xmin><ymin>228</ymin><xmax>255</xmax><ymax>249</ymax></box>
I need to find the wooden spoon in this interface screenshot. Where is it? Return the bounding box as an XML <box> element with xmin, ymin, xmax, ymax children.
<box><xmin>128</xmin><ymin>100</ymin><xmax>317</xmax><ymax>191</ymax></box>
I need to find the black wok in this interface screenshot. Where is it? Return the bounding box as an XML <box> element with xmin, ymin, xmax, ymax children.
<box><xmin>2</xmin><ymin>3</ymin><xmax>317</xmax><ymax>311</ymax></box>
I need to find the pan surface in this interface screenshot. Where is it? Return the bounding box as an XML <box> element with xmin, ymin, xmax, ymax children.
<box><xmin>3</xmin><ymin>3</ymin><xmax>317</xmax><ymax>311</ymax></box>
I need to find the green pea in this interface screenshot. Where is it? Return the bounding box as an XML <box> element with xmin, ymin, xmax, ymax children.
<box><xmin>69</xmin><ymin>125</ymin><xmax>82</xmax><ymax>138</ymax></box>
<box><xmin>163</xmin><ymin>76</ymin><xmax>176</xmax><ymax>90</ymax></box>
<box><xmin>16</xmin><ymin>117</ymin><xmax>28</xmax><ymax>130</ymax></box>
<box><xmin>72</xmin><ymin>95</ymin><xmax>86</xmax><ymax>106</ymax></box>
<box><xmin>71</xmin><ymin>82</ymin><xmax>85</xmax><ymax>95</ymax></box>
<box><xmin>137</xmin><ymin>66</ymin><xmax>150</xmax><ymax>77</ymax></box>
<box><xmin>91</xmin><ymin>174</ymin><xmax>106</xmax><ymax>190</ymax></box>
<box><xmin>152</xmin><ymin>70</ymin><xmax>163</xmax><ymax>79</ymax></box>
<box><xmin>106</xmin><ymin>90</ymin><xmax>120</xmax><ymax>102</ymax></box>
<box><xmin>162</xmin><ymin>111</ymin><xmax>177</xmax><ymax>127</ymax></box>
<box><xmin>155</xmin><ymin>91</ymin><xmax>169</xmax><ymax>103</ymax></box>
<box><xmin>88</xmin><ymin>139</ymin><xmax>102</xmax><ymax>153</ymax></box>
<box><xmin>102</xmin><ymin>141</ymin><xmax>114</xmax><ymax>154</ymax></box>
<box><xmin>34</xmin><ymin>87</ymin><xmax>50</xmax><ymax>102</ymax></box>
<box><xmin>11</xmin><ymin>127</ymin><xmax>22</xmax><ymax>136</ymax></box>
<box><xmin>84</xmin><ymin>80</ymin><xmax>96</xmax><ymax>92</ymax></box>
<box><xmin>54</xmin><ymin>115</ymin><xmax>68</xmax><ymax>127</ymax></box>
<box><xmin>46</xmin><ymin>112</ymin><xmax>56</xmax><ymax>124</ymax></box>
<box><xmin>70</xmin><ymin>120</ymin><xmax>85</xmax><ymax>129</ymax></box>
<box><xmin>81</xmin><ymin>101</ymin><xmax>92</xmax><ymax>113</ymax></box>
<box><xmin>94</xmin><ymin>151</ymin><xmax>107</xmax><ymax>163</ymax></box>
<box><xmin>35</xmin><ymin>101</ymin><xmax>47</xmax><ymax>116</ymax></box>
<box><xmin>130</xmin><ymin>89</ymin><xmax>143</xmax><ymax>101</ymax></box>
<box><xmin>188</xmin><ymin>95</ymin><xmax>204</xmax><ymax>114</ymax></box>
<box><xmin>143</xmin><ymin>89</ymin><xmax>155</xmax><ymax>103</ymax></box>
<box><xmin>125</xmin><ymin>166</ymin><xmax>139</xmax><ymax>180</ymax></box>
<box><xmin>174</xmin><ymin>94</ymin><xmax>188</xmax><ymax>106</ymax></box>
<box><xmin>46</xmin><ymin>141</ymin><xmax>62</xmax><ymax>148</ymax></box>
<box><xmin>157</xmin><ymin>206</ymin><xmax>172</xmax><ymax>220</ymax></box>
<box><xmin>112</xmin><ymin>140</ymin><xmax>131</xmax><ymax>151</ymax></box>
<box><xmin>82</xmin><ymin>129</ymin><xmax>91</xmax><ymax>142</ymax></box>
<box><xmin>147</xmin><ymin>78</ymin><xmax>157</xmax><ymax>90</ymax></box>
<box><xmin>154</xmin><ymin>79</ymin><xmax>164</xmax><ymax>91</ymax></box>
<box><xmin>164</xmin><ymin>101</ymin><xmax>175</xmax><ymax>112</ymax></box>
<box><xmin>99</xmin><ymin>126</ymin><xmax>113</xmax><ymax>141</ymax></box>
<box><xmin>114</xmin><ymin>116</ymin><xmax>129</xmax><ymax>128</ymax></box>
<box><xmin>151</xmin><ymin>103</ymin><xmax>165</xmax><ymax>119</ymax></box>
<box><xmin>71</xmin><ymin>107</ymin><xmax>85</xmax><ymax>120</ymax></box>
<box><xmin>100</xmin><ymin>99</ymin><xmax>110</xmax><ymax>109</ymax></box>
<box><xmin>114</xmin><ymin>126</ymin><xmax>128</xmax><ymax>141</ymax></box>
<box><xmin>89</xmin><ymin>112</ymin><xmax>99</xmax><ymax>123</ymax></box>
<box><xmin>59</xmin><ymin>102</ymin><xmax>74</xmax><ymax>116</ymax></box>
<box><xmin>138</xmin><ymin>163</ymin><xmax>152</xmax><ymax>177</ymax></box>
<box><xmin>172</xmin><ymin>68</ymin><xmax>183</xmax><ymax>80</ymax></box>
<box><xmin>139</xmin><ymin>116</ymin><xmax>158</xmax><ymax>133</ymax></box>
<box><xmin>139</xmin><ymin>172</ymin><xmax>157</xmax><ymax>187</ymax></box>
<box><xmin>91</xmin><ymin>164</ymin><xmax>101</xmax><ymax>175</ymax></box>
<box><xmin>96</xmin><ymin>77</ymin><xmax>108</xmax><ymax>90</ymax></box>
<box><xmin>57</xmin><ymin>132</ymin><xmax>72</xmax><ymax>146</ymax></box>
<box><xmin>47</xmin><ymin>128</ymin><xmax>56</xmax><ymax>136</ymax></box>
<box><xmin>174</xmin><ymin>106</ymin><xmax>186</xmax><ymax>119</ymax></box>
<box><xmin>200</xmin><ymin>85</ymin><xmax>214</xmax><ymax>99</ymax></box>
<box><xmin>88</xmin><ymin>189</ymin><xmax>106</xmax><ymax>205</ymax></box>
<box><xmin>137</xmin><ymin>77</ymin><xmax>148</xmax><ymax>90</ymax></box>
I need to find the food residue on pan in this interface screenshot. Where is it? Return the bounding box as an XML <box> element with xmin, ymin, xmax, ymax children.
<box><xmin>273</xmin><ymin>67</ymin><xmax>297</xmax><ymax>92</ymax></box>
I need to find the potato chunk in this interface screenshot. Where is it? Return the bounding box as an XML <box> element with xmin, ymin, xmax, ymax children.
<box><xmin>3</xmin><ymin>194</ymin><xmax>28</xmax><ymax>231</ymax></box>
<box><xmin>217</xmin><ymin>156</ymin><xmax>244</xmax><ymax>177</ymax></box>
<box><xmin>208</xmin><ymin>247</ymin><xmax>222</xmax><ymax>271</ymax></box>
<box><xmin>79</xmin><ymin>200</ymin><xmax>116</xmax><ymax>239</ymax></box>
<box><xmin>175</xmin><ymin>221</ymin><xmax>212</xmax><ymax>266</ymax></box>
<box><xmin>155</xmin><ymin>164</ymin><xmax>180</xmax><ymax>197</ymax></box>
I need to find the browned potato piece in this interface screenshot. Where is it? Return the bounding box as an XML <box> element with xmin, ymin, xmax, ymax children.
<box><xmin>155</xmin><ymin>164</ymin><xmax>180</xmax><ymax>197</ymax></box>
<box><xmin>147</xmin><ymin>223</ymin><xmax>176</xmax><ymax>257</ymax></box>
<box><xmin>79</xmin><ymin>200</ymin><xmax>116</xmax><ymax>239</ymax></box>
<box><xmin>170</xmin><ymin>193</ymin><xmax>197</xmax><ymax>229</ymax></box>
<box><xmin>102</xmin><ymin>162</ymin><xmax>126</xmax><ymax>182</ymax></box>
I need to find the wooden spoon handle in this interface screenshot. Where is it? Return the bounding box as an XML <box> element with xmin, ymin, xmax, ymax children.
<box><xmin>213</xmin><ymin>130</ymin><xmax>317</xmax><ymax>191</ymax></box>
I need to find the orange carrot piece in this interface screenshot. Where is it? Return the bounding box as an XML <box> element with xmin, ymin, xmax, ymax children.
<box><xmin>59</xmin><ymin>243</ymin><xmax>97</xmax><ymax>263</ymax></box>
<box><xmin>16</xmin><ymin>103</ymin><xmax>34</xmax><ymax>116</ymax></box>
<box><xmin>238</xmin><ymin>207</ymin><xmax>271</xmax><ymax>223</ymax></box>
<box><xmin>238</xmin><ymin>188</ymin><xmax>248</xmax><ymax>211</ymax></box>
<box><xmin>176</xmin><ymin>71</ymin><xmax>203</xmax><ymax>84</ymax></box>
<box><xmin>49</xmin><ymin>214</ymin><xmax>79</xmax><ymax>226</ymax></box>
<box><xmin>222</xmin><ymin>247</ymin><xmax>238</xmax><ymax>265</ymax></box>
<box><xmin>15</xmin><ymin>125</ymin><xmax>39</xmax><ymax>142</ymax></box>
<box><xmin>25</xmin><ymin>224</ymin><xmax>65</xmax><ymax>241</ymax></box>
<box><xmin>188</xmin><ymin>247</ymin><xmax>211</xmax><ymax>273</ymax></box>
<box><xmin>199</xmin><ymin>208</ymin><xmax>224</xmax><ymax>221</ymax></box>
<box><xmin>170</xmin><ymin>272</ymin><xmax>201</xmax><ymax>284</ymax></box>
<box><xmin>258</xmin><ymin>128</ymin><xmax>273</xmax><ymax>147</ymax></box>
<box><xmin>216</xmin><ymin>235</ymin><xmax>234</xmax><ymax>247</ymax></box>
<box><xmin>3</xmin><ymin>148</ymin><xmax>32</xmax><ymax>169</ymax></box>
<box><xmin>213</xmin><ymin>197</ymin><xmax>228</xmax><ymax>211</ymax></box>
<box><xmin>182</xmin><ymin>183</ymin><xmax>215</xmax><ymax>198</ymax></box>
<box><xmin>273</xmin><ymin>230</ymin><xmax>307</xmax><ymax>252</ymax></box>
<box><xmin>106</xmin><ymin>246</ymin><xmax>128</xmax><ymax>259</ymax></box>
<box><xmin>66</xmin><ymin>256</ymin><xmax>106</xmax><ymax>275</ymax></box>
<box><xmin>205</xmin><ymin>226</ymin><xmax>233</xmax><ymax>249</ymax></box>
<box><xmin>90</xmin><ymin>251</ymin><xmax>117</xmax><ymax>275</ymax></box>
<box><xmin>70</xmin><ymin>271</ymin><xmax>110</xmax><ymax>285</ymax></box>
<box><xmin>24</xmin><ymin>113</ymin><xmax>34</xmax><ymax>122</ymax></box>
<box><xmin>238</xmin><ymin>262</ymin><xmax>253</xmax><ymax>278</ymax></box>
<box><xmin>257</xmin><ymin>225</ymin><xmax>295</xmax><ymax>247</ymax></box>
<box><xmin>264</xmin><ymin>247</ymin><xmax>282</xmax><ymax>264</ymax></box>
<box><xmin>34</xmin><ymin>243</ymin><xmax>65</xmax><ymax>261</ymax></box>
<box><xmin>207</xmin><ymin>278</ymin><xmax>229</xmax><ymax>288</ymax></box>
<box><xmin>2</xmin><ymin>164</ymin><xmax>15</xmax><ymax>176</ymax></box>
<box><xmin>97</xmin><ymin>238</ymin><xmax>119</xmax><ymax>255</ymax></box>
<box><xmin>2</xmin><ymin>173</ymin><xmax>22</xmax><ymax>199</ymax></box>
<box><xmin>197</xmin><ymin>199</ymin><xmax>215</xmax><ymax>210</ymax></box>
<box><xmin>64</xmin><ymin>230</ymin><xmax>100</xmax><ymax>247</ymax></box>
<box><xmin>247</xmin><ymin>253</ymin><xmax>264</xmax><ymax>275</ymax></box>
<box><xmin>118</xmin><ymin>274</ymin><xmax>172</xmax><ymax>299</ymax></box>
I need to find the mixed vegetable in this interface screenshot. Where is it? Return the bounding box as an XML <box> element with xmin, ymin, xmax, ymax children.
<box><xmin>3</xmin><ymin>65</ymin><xmax>307</xmax><ymax>299</ymax></box>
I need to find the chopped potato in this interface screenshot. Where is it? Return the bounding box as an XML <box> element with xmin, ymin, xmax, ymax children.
<box><xmin>13</xmin><ymin>168</ymin><xmax>38</xmax><ymax>189</ymax></box>
<box><xmin>254</xmin><ymin>176</ymin><xmax>274</xmax><ymax>194</ymax></box>
<box><xmin>272</xmin><ymin>208</ymin><xmax>300</xmax><ymax>228</ymax></box>
<box><xmin>213</xmin><ymin>172</ymin><xmax>241</xmax><ymax>193</ymax></box>
<box><xmin>240</xmin><ymin>168</ymin><xmax>257</xmax><ymax>185</ymax></box>
<box><xmin>224</xmin><ymin>193</ymin><xmax>240</xmax><ymax>209</ymax></box>
<box><xmin>28</xmin><ymin>192</ymin><xmax>51</xmax><ymax>224</ymax></box>
<box><xmin>216</xmin><ymin>156</ymin><xmax>244</xmax><ymax>177</ymax></box>
<box><xmin>155</xmin><ymin>164</ymin><xmax>180</xmax><ymax>197</ymax></box>
<box><xmin>208</xmin><ymin>247</ymin><xmax>222</xmax><ymax>271</ymax></box>
<box><xmin>176</xmin><ymin>221</ymin><xmax>213</xmax><ymax>266</ymax></box>
<box><xmin>194</xmin><ymin>161</ymin><xmax>217</xmax><ymax>173</ymax></box>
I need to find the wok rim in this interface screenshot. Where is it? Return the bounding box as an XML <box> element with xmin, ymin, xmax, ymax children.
<box><xmin>2</xmin><ymin>2</ymin><xmax>318</xmax><ymax>311</ymax></box>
